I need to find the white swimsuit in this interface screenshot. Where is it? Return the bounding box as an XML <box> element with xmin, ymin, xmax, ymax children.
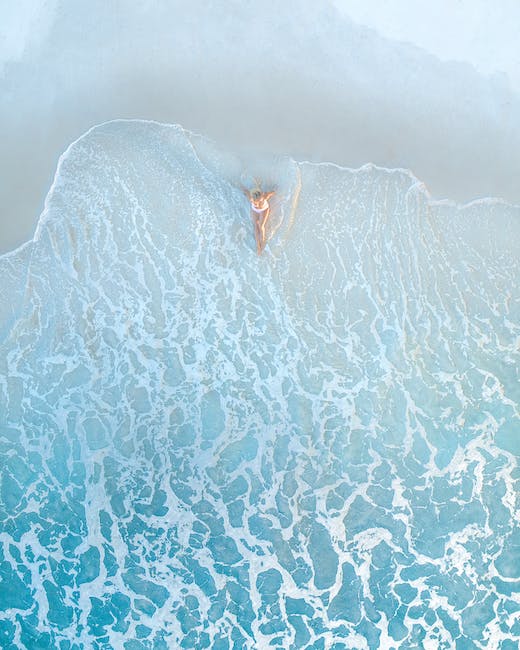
<box><xmin>251</xmin><ymin>199</ymin><xmax>269</xmax><ymax>213</ymax></box>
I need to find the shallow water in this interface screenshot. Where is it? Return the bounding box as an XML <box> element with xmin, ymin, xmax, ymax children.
<box><xmin>0</xmin><ymin>121</ymin><xmax>519</xmax><ymax>649</ymax></box>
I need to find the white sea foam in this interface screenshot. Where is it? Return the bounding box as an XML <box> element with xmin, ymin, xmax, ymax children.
<box><xmin>0</xmin><ymin>120</ymin><xmax>518</xmax><ymax>647</ymax></box>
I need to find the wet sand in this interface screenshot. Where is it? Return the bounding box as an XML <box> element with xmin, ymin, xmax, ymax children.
<box><xmin>1</xmin><ymin>0</ymin><xmax>519</xmax><ymax>254</ymax></box>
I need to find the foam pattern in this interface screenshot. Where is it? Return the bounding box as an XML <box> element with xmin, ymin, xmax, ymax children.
<box><xmin>0</xmin><ymin>121</ymin><xmax>519</xmax><ymax>649</ymax></box>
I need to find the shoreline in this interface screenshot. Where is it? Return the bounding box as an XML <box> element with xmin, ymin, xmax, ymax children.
<box><xmin>2</xmin><ymin>118</ymin><xmax>520</xmax><ymax>261</ymax></box>
<box><xmin>2</xmin><ymin>2</ymin><xmax>520</xmax><ymax>255</ymax></box>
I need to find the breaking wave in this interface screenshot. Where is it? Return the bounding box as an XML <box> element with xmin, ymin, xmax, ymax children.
<box><xmin>0</xmin><ymin>120</ymin><xmax>519</xmax><ymax>649</ymax></box>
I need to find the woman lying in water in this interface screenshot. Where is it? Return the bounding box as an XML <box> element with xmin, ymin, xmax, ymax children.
<box><xmin>243</xmin><ymin>187</ymin><xmax>276</xmax><ymax>255</ymax></box>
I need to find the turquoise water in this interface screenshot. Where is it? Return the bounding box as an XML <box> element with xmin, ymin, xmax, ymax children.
<box><xmin>0</xmin><ymin>121</ymin><xmax>519</xmax><ymax>649</ymax></box>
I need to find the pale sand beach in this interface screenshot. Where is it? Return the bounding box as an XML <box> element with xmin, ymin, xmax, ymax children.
<box><xmin>1</xmin><ymin>0</ymin><xmax>520</xmax><ymax>254</ymax></box>
<box><xmin>1</xmin><ymin>4</ymin><xmax>519</xmax><ymax>646</ymax></box>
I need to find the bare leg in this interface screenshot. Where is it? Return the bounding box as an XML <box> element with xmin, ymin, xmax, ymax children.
<box><xmin>257</xmin><ymin>208</ymin><xmax>270</xmax><ymax>254</ymax></box>
<box><xmin>255</xmin><ymin>218</ymin><xmax>262</xmax><ymax>254</ymax></box>
<box><xmin>251</xmin><ymin>213</ymin><xmax>261</xmax><ymax>254</ymax></box>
